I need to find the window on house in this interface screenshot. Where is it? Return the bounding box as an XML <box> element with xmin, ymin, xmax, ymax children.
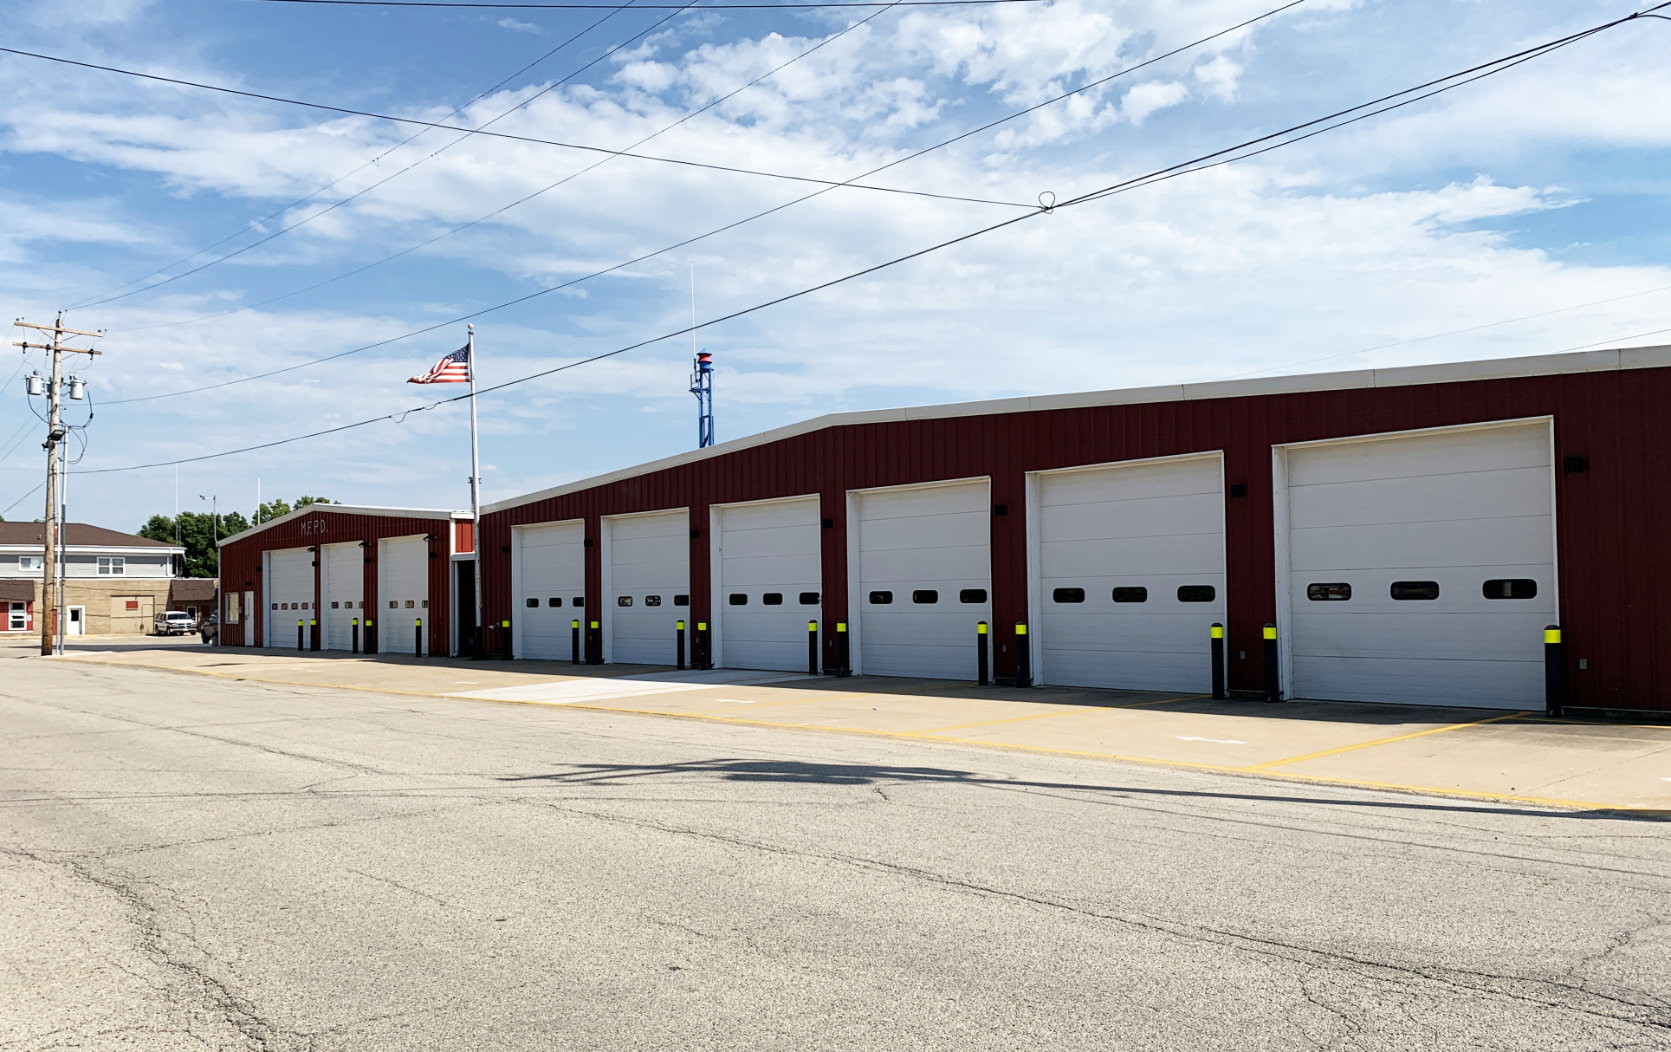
<box><xmin>1052</xmin><ymin>587</ymin><xmax>1086</xmax><ymax>604</ymax></box>
<box><xmin>1112</xmin><ymin>587</ymin><xmax>1148</xmax><ymax>603</ymax></box>
<box><xmin>97</xmin><ymin>557</ymin><xmax>125</xmax><ymax>576</ymax></box>
<box><xmin>1390</xmin><ymin>581</ymin><xmax>1440</xmax><ymax>601</ymax></box>
<box><xmin>574</xmin><ymin>597</ymin><xmax>586</xmax><ymax>608</ymax></box>
<box><xmin>526</xmin><ymin>598</ymin><xmax>539</xmax><ymax>608</ymax></box>
<box><xmin>1178</xmin><ymin>585</ymin><xmax>1217</xmax><ymax>603</ymax></box>
<box><xmin>18</xmin><ymin>556</ymin><xmax>41</xmax><ymax>571</ymax></box>
<box><xmin>868</xmin><ymin>591</ymin><xmax>893</xmax><ymax>605</ymax></box>
<box><xmin>799</xmin><ymin>592</ymin><xmax>820</xmax><ymax>605</ymax></box>
<box><xmin>959</xmin><ymin>589</ymin><xmax>988</xmax><ymax>604</ymax></box>
<box><xmin>672</xmin><ymin>595</ymin><xmax>688</xmax><ymax>607</ymax></box>
<box><xmin>645</xmin><ymin>595</ymin><xmax>663</xmax><ymax>607</ymax></box>
<box><xmin>1483</xmin><ymin>579</ymin><xmax>1538</xmax><ymax>600</ymax></box>
<box><xmin>728</xmin><ymin>594</ymin><xmax>748</xmax><ymax>606</ymax></box>
<box><xmin>547</xmin><ymin>597</ymin><xmax>562</xmax><ymax>607</ymax></box>
<box><xmin>1306</xmin><ymin>583</ymin><xmax>1352</xmax><ymax>601</ymax></box>
<box><xmin>912</xmin><ymin>590</ymin><xmax>939</xmax><ymax>604</ymax></box>
<box><xmin>404</xmin><ymin>600</ymin><xmax>415</xmax><ymax>609</ymax></box>
<box><xmin>762</xmin><ymin>593</ymin><xmax>784</xmax><ymax>606</ymax></box>
<box><xmin>617</xmin><ymin>596</ymin><xmax>633</xmax><ymax>607</ymax></box>
<box><xmin>8</xmin><ymin>602</ymin><xmax>25</xmax><ymax>631</ymax></box>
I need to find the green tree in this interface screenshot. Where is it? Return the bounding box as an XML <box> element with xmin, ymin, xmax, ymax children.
<box><xmin>255</xmin><ymin>495</ymin><xmax>336</xmax><ymax>524</ymax></box>
<box><xmin>138</xmin><ymin>510</ymin><xmax>252</xmax><ymax>578</ymax></box>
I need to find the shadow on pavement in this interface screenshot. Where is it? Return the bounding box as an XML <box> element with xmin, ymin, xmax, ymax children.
<box><xmin>496</xmin><ymin>758</ymin><xmax>1670</xmax><ymax>823</ymax></box>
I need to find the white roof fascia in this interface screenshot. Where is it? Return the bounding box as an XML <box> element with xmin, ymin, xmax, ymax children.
<box><xmin>0</xmin><ymin>544</ymin><xmax>186</xmax><ymax>556</ymax></box>
<box><xmin>217</xmin><ymin>503</ymin><xmax>460</xmax><ymax>548</ymax></box>
<box><xmin>483</xmin><ymin>344</ymin><xmax>1671</xmax><ymax>516</ymax></box>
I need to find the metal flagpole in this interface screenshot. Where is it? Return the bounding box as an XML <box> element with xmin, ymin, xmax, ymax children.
<box><xmin>468</xmin><ymin>325</ymin><xmax>484</xmax><ymax>658</ymax></box>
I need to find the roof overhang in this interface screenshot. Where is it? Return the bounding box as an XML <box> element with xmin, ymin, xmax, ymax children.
<box><xmin>217</xmin><ymin>504</ymin><xmax>463</xmax><ymax>548</ymax></box>
<box><xmin>483</xmin><ymin>343</ymin><xmax>1671</xmax><ymax>516</ymax></box>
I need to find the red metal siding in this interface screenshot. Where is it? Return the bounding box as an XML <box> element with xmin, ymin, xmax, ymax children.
<box><xmin>218</xmin><ymin>511</ymin><xmax>454</xmax><ymax>655</ymax></box>
<box><xmin>454</xmin><ymin>520</ymin><xmax>475</xmax><ymax>554</ymax></box>
<box><xmin>473</xmin><ymin>366</ymin><xmax>1669</xmax><ymax>711</ymax></box>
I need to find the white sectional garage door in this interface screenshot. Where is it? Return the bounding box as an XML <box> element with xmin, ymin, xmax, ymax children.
<box><xmin>1034</xmin><ymin>455</ymin><xmax>1226</xmax><ymax>692</ymax></box>
<box><xmin>514</xmin><ymin>521</ymin><xmax>586</xmax><ymax>661</ymax></box>
<box><xmin>265</xmin><ymin>547</ymin><xmax>313</xmax><ymax>647</ymax></box>
<box><xmin>1282</xmin><ymin>421</ymin><xmax>1556</xmax><ymax>708</ymax></box>
<box><xmin>378</xmin><ymin>536</ymin><xmax>429</xmax><ymax>655</ymax></box>
<box><xmin>605</xmin><ymin>510</ymin><xmax>689</xmax><ymax>666</ymax></box>
<box><xmin>320</xmin><ymin>542</ymin><xmax>363</xmax><ymax>651</ymax></box>
<box><xmin>852</xmin><ymin>480</ymin><xmax>991</xmax><ymax>679</ymax></box>
<box><xmin>714</xmin><ymin>496</ymin><xmax>821</xmax><ymax>672</ymax></box>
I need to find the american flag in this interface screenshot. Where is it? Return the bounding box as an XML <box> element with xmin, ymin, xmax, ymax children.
<box><xmin>407</xmin><ymin>344</ymin><xmax>470</xmax><ymax>384</ymax></box>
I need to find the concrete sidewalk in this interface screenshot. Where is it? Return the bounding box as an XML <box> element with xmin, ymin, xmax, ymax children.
<box><xmin>59</xmin><ymin>643</ymin><xmax>1671</xmax><ymax>814</ymax></box>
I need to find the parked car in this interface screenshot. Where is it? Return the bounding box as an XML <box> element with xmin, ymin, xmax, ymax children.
<box><xmin>152</xmin><ymin>610</ymin><xmax>197</xmax><ymax>636</ymax></box>
<box><xmin>200</xmin><ymin>612</ymin><xmax>219</xmax><ymax>645</ymax></box>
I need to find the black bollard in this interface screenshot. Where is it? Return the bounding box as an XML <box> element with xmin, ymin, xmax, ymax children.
<box><xmin>1262</xmin><ymin>623</ymin><xmax>1280</xmax><ymax>702</ymax></box>
<box><xmin>352</xmin><ymin>617</ymin><xmax>360</xmax><ymax>654</ymax></box>
<box><xmin>675</xmin><ymin>620</ymin><xmax>686</xmax><ymax>671</ymax></box>
<box><xmin>976</xmin><ymin>621</ymin><xmax>989</xmax><ymax>685</ymax></box>
<box><xmin>1014</xmin><ymin>623</ymin><xmax>1031</xmax><ymax>687</ymax></box>
<box><xmin>415</xmin><ymin>618</ymin><xmax>423</xmax><ymax>658</ymax></box>
<box><xmin>807</xmin><ymin>620</ymin><xmax>819</xmax><ymax>676</ymax></box>
<box><xmin>571</xmin><ymin>619</ymin><xmax>581</xmax><ymax>665</ymax></box>
<box><xmin>1210</xmin><ymin>622</ymin><xmax>1226</xmax><ymax>700</ymax></box>
<box><xmin>836</xmin><ymin>621</ymin><xmax>850</xmax><ymax>677</ymax></box>
<box><xmin>1544</xmin><ymin>625</ymin><xmax>1566</xmax><ymax>719</ymax></box>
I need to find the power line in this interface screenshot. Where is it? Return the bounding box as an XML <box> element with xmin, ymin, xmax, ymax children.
<box><xmin>246</xmin><ymin>0</ymin><xmax>1053</xmax><ymax>8</ymax></box>
<box><xmin>73</xmin><ymin>4</ymin><xmax>1659</xmax><ymax>477</ymax></box>
<box><xmin>106</xmin><ymin>0</ymin><xmax>1313</xmax><ymax>395</ymax></box>
<box><xmin>66</xmin><ymin>0</ymin><xmax>650</xmax><ymax>310</ymax></box>
<box><xmin>118</xmin><ymin>0</ymin><xmax>917</xmax><ymax>335</ymax></box>
<box><xmin>70</xmin><ymin>1</ymin><xmax>708</xmax><ymax>310</ymax></box>
<box><xmin>0</xmin><ymin>47</ymin><xmax>1033</xmax><ymax>214</ymax></box>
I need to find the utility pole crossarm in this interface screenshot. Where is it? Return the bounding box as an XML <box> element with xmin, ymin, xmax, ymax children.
<box><xmin>13</xmin><ymin>320</ymin><xmax>103</xmax><ymax>338</ymax></box>
<box><xmin>10</xmin><ymin>340</ymin><xmax>101</xmax><ymax>355</ymax></box>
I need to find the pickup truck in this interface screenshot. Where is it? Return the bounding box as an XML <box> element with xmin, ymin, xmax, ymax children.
<box><xmin>152</xmin><ymin>610</ymin><xmax>197</xmax><ymax>636</ymax></box>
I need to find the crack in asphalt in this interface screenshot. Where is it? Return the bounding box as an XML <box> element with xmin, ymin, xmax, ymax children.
<box><xmin>525</xmin><ymin>799</ymin><xmax>1671</xmax><ymax>1035</ymax></box>
<box><xmin>0</xmin><ymin>845</ymin><xmax>294</xmax><ymax>1051</ymax></box>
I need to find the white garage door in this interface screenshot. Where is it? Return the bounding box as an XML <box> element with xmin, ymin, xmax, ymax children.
<box><xmin>378</xmin><ymin>536</ymin><xmax>430</xmax><ymax>655</ymax></box>
<box><xmin>1034</xmin><ymin>455</ymin><xmax>1226</xmax><ymax>692</ymax></box>
<box><xmin>714</xmin><ymin>496</ymin><xmax>821</xmax><ymax>672</ymax></box>
<box><xmin>321</xmin><ymin>542</ymin><xmax>363</xmax><ymax>651</ymax></box>
<box><xmin>265</xmin><ymin>547</ymin><xmax>313</xmax><ymax>647</ymax></box>
<box><xmin>852</xmin><ymin>480</ymin><xmax>991</xmax><ymax>679</ymax></box>
<box><xmin>514</xmin><ymin>521</ymin><xmax>586</xmax><ymax>661</ymax></box>
<box><xmin>605</xmin><ymin>510</ymin><xmax>689</xmax><ymax>666</ymax></box>
<box><xmin>1283</xmin><ymin>421</ymin><xmax>1556</xmax><ymax>708</ymax></box>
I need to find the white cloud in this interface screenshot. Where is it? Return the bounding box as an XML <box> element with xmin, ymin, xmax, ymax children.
<box><xmin>497</xmin><ymin>18</ymin><xmax>544</xmax><ymax>35</ymax></box>
<box><xmin>1120</xmin><ymin>80</ymin><xmax>1189</xmax><ymax>125</ymax></box>
<box><xmin>1</xmin><ymin>0</ymin><xmax>1667</xmax><ymax>527</ymax></box>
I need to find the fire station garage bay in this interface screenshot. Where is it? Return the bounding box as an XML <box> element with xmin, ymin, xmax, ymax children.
<box><xmin>221</xmin><ymin>346</ymin><xmax>1671</xmax><ymax>716</ymax></box>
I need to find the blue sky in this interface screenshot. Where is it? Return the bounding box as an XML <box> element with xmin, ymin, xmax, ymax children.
<box><xmin>1</xmin><ymin>0</ymin><xmax>1667</xmax><ymax>531</ymax></box>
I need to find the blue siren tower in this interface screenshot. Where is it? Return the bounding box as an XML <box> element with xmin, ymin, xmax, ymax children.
<box><xmin>690</xmin><ymin>350</ymin><xmax>715</xmax><ymax>449</ymax></box>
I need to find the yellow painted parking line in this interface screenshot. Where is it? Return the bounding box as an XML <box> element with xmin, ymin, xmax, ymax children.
<box><xmin>918</xmin><ymin>694</ymin><xmax>1205</xmax><ymax>734</ymax></box>
<box><xmin>60</xmin><ymin>657</ymin><xmax>1671</xmax><ymax>814</ymax></box>
<box><xmin>1242</xmin><ymin>711</ymin><xmax>1531</xmax><ymax>772</ymax></box>
<box><xmin>550</xmin><ymin>700</ymin><xmax>1664</xmax><ymax>813</ymax></box>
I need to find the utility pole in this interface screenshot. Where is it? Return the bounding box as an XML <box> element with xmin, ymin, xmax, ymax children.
<box><xmin>13</xmin><ymin>315</ymin><xmax>102</xmax><ymax>657</ymax></box>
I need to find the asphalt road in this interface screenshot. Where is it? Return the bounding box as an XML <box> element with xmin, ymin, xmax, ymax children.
<box><xmin>3</xmin><ymin>657</ymin><xmax>1668</xmax><ymax>1051</ymax></box>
